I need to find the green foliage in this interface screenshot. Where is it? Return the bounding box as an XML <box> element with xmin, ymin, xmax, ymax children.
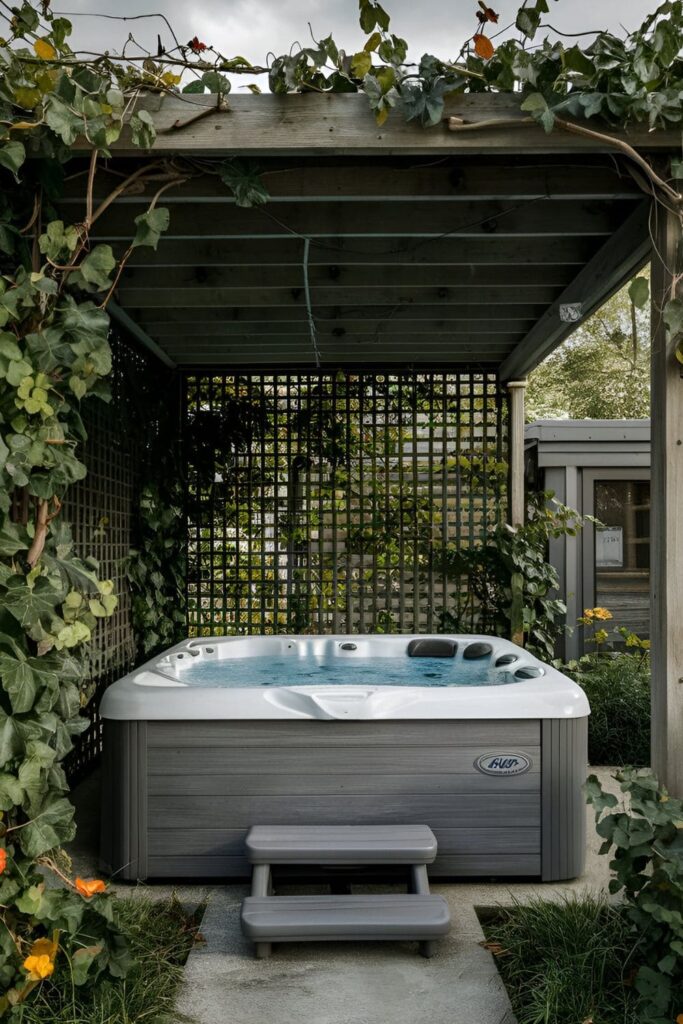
<box><xmin>563</xmin><ymin>651</ymin><xmax>651</xmax><ymax>766</ymax></box>
<box><xmin>0</xmin><ymin>4</ymin><xmax>175</xmax><ymax>1010</ymax></box>
<box><xmin>125</xmin><ymin>483</ymin><xmax>186</xmax><ymax>660</ymax></box>
<box><xmin>15</xmin><ymin>894</ymin><xmax>201</xmax><ymax>1024</ymax></box>
<box><xmin>442</xmin><ymin>493</ymin><xmax>584</xmax><ymax>657</ymax></box>
<box><xmin>482</xmin><ymin>894</ymin><xmax>641</xmax><ymax>1024</ymax></box>
<box><xmin>585</xmin><ymin>769</ymin><xmax>683</xmax><ymax>1024</ymax></box>
<box><xmin>527</xmin><ymin>273</ymin><xmax>651</xmax><ymax>420</ymax></box>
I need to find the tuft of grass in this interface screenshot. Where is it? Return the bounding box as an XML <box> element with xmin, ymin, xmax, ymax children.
<box><xmin>481</xmin><ymin>893</ymin><xmax>642</xmax><ymax>1024</ymax></box>
<box><xmin>16</xmin><ymin>894</ymin><xmax>203</xmax><ymax>1024</ymax></box>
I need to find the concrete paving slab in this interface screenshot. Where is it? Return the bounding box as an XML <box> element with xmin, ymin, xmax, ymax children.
<box><xmin>67</xmin><ymin>765</ymin><xmax>621</xmax><ymax>1024</ymax></box>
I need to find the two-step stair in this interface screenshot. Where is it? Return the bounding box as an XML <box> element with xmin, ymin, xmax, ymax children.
<box><xmin>240</xmin><ymin>825</ymin><xmax>451</xmax><ymax>958</ymax></box>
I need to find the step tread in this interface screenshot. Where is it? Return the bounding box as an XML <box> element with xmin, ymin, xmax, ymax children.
<box><xmin>245</xmin><ymin>824</ymin><xmax>437</xmax><ymax>865</ymax></box>
<box><xmin>241</xmin><ymin>894</ymin><xmax>451</xmax><ymax>941</ymax></box>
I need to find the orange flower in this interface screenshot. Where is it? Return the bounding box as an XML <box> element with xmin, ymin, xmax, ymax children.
<box><xmin>23</xmin><ymin>954</ymin><xmax>54</xmax><ymax>980</ymax></box>
<box><xmin>75</xmin><ymin>877</ymin><xmax>106</xmax><ymax>898</ymax></box>
<box><xmin>0</xmin><ymin>848</ymin><xmax>6</xmax><ymax>873</ymax></box>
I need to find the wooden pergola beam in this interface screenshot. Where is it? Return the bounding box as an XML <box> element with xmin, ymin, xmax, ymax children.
<box><xmin>499</xmin><ymin>201</ymin><xmax>650</xmax><ymax>381</ymax></box>
<box><xmin>91</xmin><ymin>93</ymin><xmax>682</xmax><ymax>157</ymax></box>
<box><xmin>650</xmin><ymin>190</ymin><xmax>683</xmax><ymax>798</ymax></box>
<box><xmin>59</xmin><ymin>160</ymin><xmax>643</xmax><ymax>203</ymax></box>
<box><xmin>120</xmin><ymin>264</ymin><xmax>577</xmax><ymax>291</ymax></box>
<box><xmin>117</xmin><ymin>286</ymin><xmax>562</xmax><ymax>309</ymax></box>
<box><xmin>90</xmin><ymin>197</ymin><xmax>635</xmax><ymax>241</ymax></box>
<box><xmin>120</xmin><ymin>236</ymin><xmax>600</xmax><ymax>267</ymax></box>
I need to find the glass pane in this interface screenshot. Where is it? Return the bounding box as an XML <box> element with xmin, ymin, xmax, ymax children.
<box><xmin>594</xmin><ymin>479</ymin><xmax>650</xmax><ymax>640</ymax></box>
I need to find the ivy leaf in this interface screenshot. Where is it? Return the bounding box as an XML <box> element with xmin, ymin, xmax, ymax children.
<box><xmin>4</xmin><ymin>576</ymin><xmax>65</xmax><ymax>629</ymax></box>
<box><xmin>76</xmin><ymin>245</ymin><xmax>115</xmax><ymax>290</ymax></box>
<box><xmin>628</xmin><ymin>276</ymin><xmax>649</xmax><ymax>309</ymax></box>
<box><xmin>132</xmin><ymin>208</ymin><xmax>170</xmax><ymax>250</ymax></box>
<box><xmin>561</xmin><ymin>45</ymin><xmax>595</xmax><ymax>79</ymax></box>
<box><xmin>351</xmin><ymin>51</ymin><xmax>373</xmax><ymax>79</ymax></box>
<box><xmin>520</xmin><ymin>91</ymin><xmax>555</xmax><ymax>132</ymax></box>
<box><xmin>219</xmin><ymin>160</ymin><xmax>270</xmax><ymax>208</ymax></box>
<box><xmin>25</xmin><ymin>328</ymin><xmax>74</xmax><ymax>374</ymax></box>
<box><xmin>34</xmin><ymin>38</ymin><xmax>57</xmax><ymax>60</ymax></box>
<box><xmin>130</xmin><ymin>109</ymin><xmax>156</xmax><ymax>150</ymax></box>
<box><xmin>17</xmin><ymin>796</ymin><xmax>76</xmax><ymax>857</ymax></box>
<box><xmin>44</xmin><ymin>95</ymin><xmax>81</xmax><ymax>145</ymax></box>
<box><xmin>0</xmin><ymin>141</ymin><xmax>27</xmax><ymax>181</ymax></box>
<box><xmin>0</xmin><ymin>772</ymin><xmax>23</xmax><ymax>811</ymax></box>
<box><xmin>58</xmin><ymin>297</ymin><xmax>110</xmax><ymax>344</ymax></box>
<box><xmin>0</xmin><ymin>653</ymin><xmax>37</xmax><ymax>713</ymax></box>
<box><xmin>182</xmin><ymin>79</ymin><xmax>206</xmax><ymax>94</ymax></box>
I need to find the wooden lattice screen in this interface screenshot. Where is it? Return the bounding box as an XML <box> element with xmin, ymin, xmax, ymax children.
<box><xmin>64</xmin><ymin>329</ymin><xmax>177</xmax><ymax>780</ymax></box>
<box><xmin>185</xmin><ymin>371</ymin><xmax>507</xmax><ymax>637</ymax></box>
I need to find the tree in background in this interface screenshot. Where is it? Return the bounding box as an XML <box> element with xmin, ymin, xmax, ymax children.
<box><xmin>526</xmin><ymin>273</ymin><xmax>651</xmax><ymax>421</ymax></box>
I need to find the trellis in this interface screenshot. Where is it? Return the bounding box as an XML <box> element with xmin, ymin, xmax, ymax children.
<box><xmin>185</xmin><ymin>371</ymin><xmax>506</xmax><ymax>637</ymax></box>
<box><xmin>64</xmin><ymin>329</ymin><xmax>177</xmax><ymax>780</ymax></box>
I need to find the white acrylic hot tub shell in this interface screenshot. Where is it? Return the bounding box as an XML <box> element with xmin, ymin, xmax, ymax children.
<box><xmin>99</xmin><ymin>634</ymin><xmax>590</xmax><ymax>721</ymax></box>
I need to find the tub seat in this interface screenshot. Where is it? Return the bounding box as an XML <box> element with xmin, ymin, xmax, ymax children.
<box><xmin>240</xmin><ymin>824</ymin><xmax>450</xmax><ymax>959</ymax></box>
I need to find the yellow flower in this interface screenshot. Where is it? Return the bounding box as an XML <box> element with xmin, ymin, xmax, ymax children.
<box><xmin>23</xmin><ymin>954</ymin><xmax>54</xmax><ymax>981</ymax></box>
<box><xmin>582</xmin><ymin>609</ymin><xmax>595</xmax><ymax>620</ymax></box>
<box><xmin>592</xmin><ymin>607</ymin><xmax>613</xmax><ymax>621</ymax></box>
<box><xmin>594</xmin><ymin>629</ymin><xmax>609</xmax><ymax>645</ymax></box>
<box><xmin>640</xmin><ymin>639</ymin><xmax>651</xmax><ymax>650</ymax></box>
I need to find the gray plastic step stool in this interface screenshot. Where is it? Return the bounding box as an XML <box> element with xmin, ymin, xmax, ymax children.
<box><xmin>240</xmin><ymin>825</ymin><xmax>450</xmax><ymax>959</ymax></box>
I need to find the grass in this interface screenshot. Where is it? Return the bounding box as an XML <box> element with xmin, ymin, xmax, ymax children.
<box><xmin>480</xmin><ymin>893</ymin><xmax>642</xmax><ymax>1024</ymax></box>
<box><xmin>16</xmin><ymin>894</ymin><xmax>203</xmax><ymax>1024</ymax></box>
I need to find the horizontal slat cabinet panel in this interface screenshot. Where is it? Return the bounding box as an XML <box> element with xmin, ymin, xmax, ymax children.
<box><xmin>144</xmin><ymin>853</ymin><xmax>541</xmax><ymax>878</ymax></box>
<box><xmin>147</xmin><ymin>720</ymin><xmax>540</xmax><ymax>747</ymax></box>
<box><xmin>148</xmin><ymin>826</ymin><xmax>539</xmax><ymax>858</ymax></box>
<box><xmin>148</xmin><ymin>745</ymin><xmax>541</xmax><ymax>776</ymax></box>
<box><xmin>147</xmin><ymin>793</ymin><xmax>540</xmax><ymax>830</ymax></box>
<box><xmin>148</xmin><ymin>771</ymin><xmax>540</xmax><ymax>797</ymax></box>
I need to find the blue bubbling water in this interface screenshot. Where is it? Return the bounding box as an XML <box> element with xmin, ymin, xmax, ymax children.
<box><xmin>167</xmin><ymin>655</ymin><xmax>517</xmax><ymax>688</ymax></box>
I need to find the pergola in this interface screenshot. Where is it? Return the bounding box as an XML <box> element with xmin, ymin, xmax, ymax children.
<box><xmin>68</xmin><ymin>92</ymin><xmax>681</xmax><ymax>795</ymax></box>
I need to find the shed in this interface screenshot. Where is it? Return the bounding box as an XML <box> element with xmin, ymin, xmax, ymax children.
<box><xmin>525</xmin><ymin>419</ymin><xmax>651</xmax><ymax>658</ymax></box>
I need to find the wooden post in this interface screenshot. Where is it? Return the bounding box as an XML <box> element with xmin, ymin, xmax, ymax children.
<box><xmin>507</xmin><ymin>380</ymin><xmax>527</xmax><ymax>527</ymax></box>
<box><xmin>650</xmin><ymin>194</ymin><xmax>683</xmax><ymax>797</ymax></box>
<box><xmin>507</xmin><ymin>380</ymin><xmax>527</xmax><ymax>647</ymax></box>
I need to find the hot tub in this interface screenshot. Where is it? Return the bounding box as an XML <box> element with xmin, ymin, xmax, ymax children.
<box><xmin>100</xmin><ymin>634</ymin><xmax>589</xmax><ymax>882</ymax></box>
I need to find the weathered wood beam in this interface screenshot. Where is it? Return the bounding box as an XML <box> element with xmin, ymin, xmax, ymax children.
<box><xmin>121</xmin><ymin>236</ymin><xmax>600</xmax><ymax>267</ymax></box>
<box><xmin>118</xmin><ymin>285</ymin><xmax>561</xmax><ymax>309</ymax></box>
<box><xmin>90</xmin><ymin>197</ymin><xmax>633</xmax><ymax>240</ymax></box>
<box><xmin>650</xmin><ymin>191</ymin><xmax>683</xmax><ymax>797</ymax></box>
<box><xmin>121</xmin><ymin>263</ymin><xmax>576</xmax><ymax>291</ymax></box>
<box><xmin>107</xmin><ymin>301</ymin><xmax>176</xmax><ymax>369</ymax></box>
<box><xmin>159</xmin><ymin>334</ymin><xmax>523</xmax><ymax>351</ymax></box>
<box><xmin>139</xmin><ymin>316</ymin><xmax>539</xmax><ymax>338</ymax></box>
<box><xmin>60</xmin><ymin>161</ymin><xmax>643</xmax><ymax>203</ymax></box>
<box><xmin>84</xmin><ymin>94</ymin><xmax>681</xmax><ymax>157</ymax></box>
<box><xmin>499</xmin><ymin>201</ymin><xmax>651</xmax><ymax>381</ymax></box>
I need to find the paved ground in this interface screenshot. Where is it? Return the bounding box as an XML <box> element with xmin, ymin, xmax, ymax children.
<box><xmin>70</xmin><ymin>766</ymin><xmax>619</xmax><ymax>1024</ymax></box>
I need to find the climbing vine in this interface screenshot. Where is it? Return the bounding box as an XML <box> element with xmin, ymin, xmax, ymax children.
<box><xmin>0</xmin><ymin>0</ymin><xmax>680</xmax><ymax>1012</ymax></box>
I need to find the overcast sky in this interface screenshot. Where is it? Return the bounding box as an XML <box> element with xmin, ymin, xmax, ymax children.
<box><xmin>53</xmin><ymin>0</ymin><xmax>656</xmax><ymax>82</ymax></box>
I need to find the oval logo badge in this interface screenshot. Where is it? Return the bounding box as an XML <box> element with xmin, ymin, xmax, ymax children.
<box><xmin>474</xmin><ymin>752</ymin><xmax>532</xmax><ymax>776</ymax></box>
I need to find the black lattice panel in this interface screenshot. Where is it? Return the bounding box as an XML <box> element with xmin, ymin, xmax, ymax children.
<box><xmin>184</xmin><ymin>372</ymin><xmax>507</xmax><ymax>637</ymax></box>
<box><xmin>64</xmin><ymin>330</ymin><xmax>175</xmax><ymax>781</ymax></box>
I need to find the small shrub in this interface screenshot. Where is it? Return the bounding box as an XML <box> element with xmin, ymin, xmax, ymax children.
<box><xmin>481</xmin><ymin>893</ymin><xmax>641</xmax><ymax>1024</ymax></box>
<box><xmin>585</xmin><ymin>768</ymin><xmax>683</xmax><ymax>1024</ymax></box>
<box><xmin>564</xmin><ymin>652</ymin><xmax>650</xmax><ymax>766</ymax></box>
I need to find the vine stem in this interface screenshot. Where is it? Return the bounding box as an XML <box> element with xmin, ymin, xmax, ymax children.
<box><xmin>98</xmin><ymin>175</ymin><xmax>188</xmax><ymax>309</ymax></box>
<box><xmin>447</xmin><ymin>114</ymin><xmax>682</xmax><ymax>206</ymax></box>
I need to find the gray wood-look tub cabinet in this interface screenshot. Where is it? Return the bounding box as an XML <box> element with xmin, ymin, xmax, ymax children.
<box><xmin>100</xmin><ymin>635</ymin><xmax>589</xmax><ymax>882</ymax></box>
